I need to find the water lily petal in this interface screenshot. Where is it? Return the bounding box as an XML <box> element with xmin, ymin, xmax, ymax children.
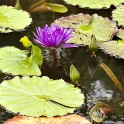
<box><xmin>61</xmin><ymin>43</ymin><xmax>78</xmax><ymax>48</ymax></box>
<box><xmin>33</xmin><ymin>24</ymin><xmax>76</xmax><ymax>49</ymax></box>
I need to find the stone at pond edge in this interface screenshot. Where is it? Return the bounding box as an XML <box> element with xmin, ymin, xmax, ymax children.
<box><xmin>4</xmin><ymin>114</ymin><xmax>92</xmax><ymax>124</ymax></box>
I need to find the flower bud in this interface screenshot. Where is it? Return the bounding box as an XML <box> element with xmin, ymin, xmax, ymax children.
<box><xmin>70</xmin><ymin>65</ymin><xmax>80</xmax><ymax>84</ymax></box>
<box><xmin>89</xmin><ymin>35</ymin><xmax>98</xmax><ymax>52</ymax></box>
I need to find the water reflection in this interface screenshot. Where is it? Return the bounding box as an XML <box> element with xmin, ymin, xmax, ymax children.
<box><xmin>0</xmin><ymin>0</ymin><xmax>124</xmax><ymax>123</ymax></box>
<box><xmin>89</xmin><ymin>80</ymin><xmax>114</xmax><ymax>101</ymax></box>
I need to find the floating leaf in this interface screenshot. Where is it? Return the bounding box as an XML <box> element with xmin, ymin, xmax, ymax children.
<box><xmin>63</xmin><ymin>0</ymin><xmax>124</xmax><ymax>9</ymax></box>
<box><xmin>27</xmin><ymin>0</ymin><xmax>67</xmax><ymax>13</ymax></box>
<box><xmin>99</xmin><ymin>29</ymin><xmax>124</xmax><ymax>59</ymax></box>
<box><xmin>20</xmin><ymin>36</ymin><xmax>32</xmax><ymax>48</ymax></box>
<box><xmin>54</xmin><ymin>14</ymin><xmax>117</xmax><ymax>45</ymax></box>
<box><xmin>4</xmin><ymin>115</ymin><xmax>92</xmax><ymax>124</ymax></box>
<box><xmin>44</xmin><ymin>3</ymin><xmax>68</xmax><ymax>13</ymax></box>
<box><xmin>70</xmin><ymin>65</ymin><xmax>80</xmax><ymax>84</ymax></box>
<box><xmin>0</xmin><ymin>76</ymin><xmax>84</xmax><ymax>117</ymax></box>
<box><xmin>0</xmin><ymin>5</ymin><xmax>32</xmax><ymax>33</ymax></box>
<box><xmin>116</xmin><ymin>29</ymin><xmax>124</xmax><ymax>40</ymax></box>
<box><xmin>89</xmin><ymin>103</ymin><xmax>111</xmax><ymax>122</ymax></box>
<box><xmin>112</xmin><ymin>5</ymin><xmax>124</xmax><ymax>26</ymax></box>
<box><xmin>0</xmin><ymin>46</ymin><xmax>42</xmax><ymax>76</ymax></box>
<box><xmin>99</xmin><ymin>40</ymin><xmax>124</xmax><ymax>59</ymax></box>
<box><xmin>99</xmin><ymin>62</ymin><xmax>124</xmax><ymax>95</ymax></box>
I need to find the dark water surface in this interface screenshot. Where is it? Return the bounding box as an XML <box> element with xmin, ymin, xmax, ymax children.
<box><xmin>0</xmin><ymin>0</ymin><xmax>124</xmax><ymax>123</ymax></box>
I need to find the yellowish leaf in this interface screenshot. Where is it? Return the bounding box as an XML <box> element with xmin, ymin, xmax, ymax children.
<box><xmin>20</xmin><ymin>36</ymin><xmax>32</xmax><ymax>48</ymax></box>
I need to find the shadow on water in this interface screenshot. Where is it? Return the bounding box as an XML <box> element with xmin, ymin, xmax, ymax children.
<box><xmin>0</xmin><ymin>0</ymin><xmax>124</xmax><ymax>123</ymax></box>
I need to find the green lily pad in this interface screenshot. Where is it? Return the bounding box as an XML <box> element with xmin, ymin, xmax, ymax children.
<box><xmin>63</xmin><ymin>0</ymin><xmax>124</xmax><ymax>9</ymax></box>
<box><xmin>99</xmin><ymin>40</ymin><xmax>124</xmax><ymax>59</ymax></box>
<box><xmin>54</xmin><ymin>14</ymin><xmax>117</xmax><ymax>45</ymax></box>
<box><xmin>0</xmin><ymin>46</ymin><xmax>42</xmax><ymax>76</ymax></box>
<box><xmin>0</xmin><ymin>76</ymin><xmax>84</xmax><ymax>117</ymax></box>
<box><xmin>0</xmin><ymin>5</ymin><xmax>32</xmax><ymax>33</ymax></box>
<box><xmin>44</xmin><ymin>3</ymin><xmax>68</xmax><ymax>13</ymax></box>
<box><xmin>112</xmin><ymin>5</ymin><xmax>124</xmax><ymax>26</ymax></box>
<box><xmin>99</xmin><ymin>29</ymin><xmax>124</xmax><ymax>59</ymax></box>
<box><xmin>116</xmin><ymin>29</ymin><xmax>124</xmax><ymax>40</ymax></box>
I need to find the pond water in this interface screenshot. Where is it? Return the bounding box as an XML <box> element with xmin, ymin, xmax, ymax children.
<box><xmin>0</xmin><ymin>0</ymin><xmax>124</xmax><ymax>123</ymax></box>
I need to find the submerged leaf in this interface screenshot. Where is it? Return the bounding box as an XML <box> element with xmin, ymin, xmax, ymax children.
<box><xmin>54</xmin><ymin>14</ymin><xmax>117</xmax><ymax>45</ymax></box>
<box><xmin>4</xmin><ymin>115</ymin><xmax>92</xmax><ymax>124</ymax></box>
<box><xmin>63</xmin><ymin>0</ymin><xmax>124</xmax><ymax>9</ymax></box>
<box><xmin>0</xmin><ymin>76</ymin><xmax>85</xmax><ymax>117</ymax></box>
<box><xmin>112</xmin><ymin>5</ymin><xmax>124</xmax><ymax>26</ymax></box>
<box><xmin>0</xmin><ymin>6</ymin><xmax>32</xmax><ymax>33</ymax></box>
<box><xmin>0</xmin><ymin>46</ymin><xmax>41</xmax><ymax>76</ymax></box>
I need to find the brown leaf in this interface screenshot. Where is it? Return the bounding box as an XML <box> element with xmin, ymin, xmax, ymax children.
<box><xmin>27</xmin><ymin>0</ymin><xmax>52</xmax><ymax>13</ymax></box>
<box><xmin>27</xmin><ymin>4</ymin><xmax>51</xmax><ymax>13</ymax></box>
<box><xmin>4</xmin><ymin>114</ymin><xmax>92</xmax><ymax>124</ymax></box>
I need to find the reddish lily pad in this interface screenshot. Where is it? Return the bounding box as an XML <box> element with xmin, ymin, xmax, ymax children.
<box><xmin>4</xmin><ymin>115</ymin><xmax>92</xmax><ymax>124</ymax></box>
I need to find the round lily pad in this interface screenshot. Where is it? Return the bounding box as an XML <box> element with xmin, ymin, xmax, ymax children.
<box><xmin>112</xmin><ymin>5</ymin><xmax>124</xmax><ymax>26</ymax></box>
<box><xmin>63</xmin><ymin>0</ymin><xmax>124</xmax><ymax>9</ymax></box>
<box><xmin>0</xmin><ymin>76</ymin><xmax>84</xmax><ymax>117</ymax></box>
<box><xmin>54</xmin><ymin>13</ymin><xmax>117</xmax><ymax>45</ymax></box>
<box><xmin>0</xmin><ymin>5</ymin><xmax>32</xmax><ymax>33</ymax></box>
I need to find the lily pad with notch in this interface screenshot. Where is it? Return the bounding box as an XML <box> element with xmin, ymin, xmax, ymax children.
<box><xmin>99</xmin><ymin>29</ymin><xmax>124</xmax><ymax>59</ymax></box>
<box><xmin>0</xmin><ymin>76</ymin><xmax>84</xmax><ymax>117</ymax></box>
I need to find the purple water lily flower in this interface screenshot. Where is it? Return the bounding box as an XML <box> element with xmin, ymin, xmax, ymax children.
<box><xmin>33</xmin><ymin>24</ymin><xmax>78</xmax><ymax>49</ymax></box>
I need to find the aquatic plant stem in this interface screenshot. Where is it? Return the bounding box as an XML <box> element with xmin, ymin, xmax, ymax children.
<box><xmin>91</xmin><ymin>51</ymin><xmax>96</xmax><ymax>57</ymax></box>
<box><xmin>53</xmin><ymin>48</ymin><xmax>58</xmax><ymax>63</ymax></box>
<box><xmin>99</xmin><ymin>62</ymin><xmax>124</xmax><ymax>96</ymax></box>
